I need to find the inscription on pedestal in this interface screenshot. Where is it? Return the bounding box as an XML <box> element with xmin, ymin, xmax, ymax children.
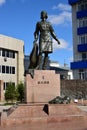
<box><xmin>37</xmin><ymin>76</ymin><xmax>49</xmax><ymax>85</ymax></box>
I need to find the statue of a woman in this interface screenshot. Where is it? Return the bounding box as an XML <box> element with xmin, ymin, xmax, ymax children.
<box><xmin>34</xmin><ymin>11</ymin><xmax>60</xmax><ymax>69</ymax></box>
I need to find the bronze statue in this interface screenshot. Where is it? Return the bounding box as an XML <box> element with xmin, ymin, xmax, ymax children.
<box><xmin>34</xmin><ymin>10</ymin><xmax>60</xmax><ymax>69</ymax></box>
<box><xmin>29</xmin><ymin>10</ymin><xmax>60</xmax><ymax>70</ymax></box>
<box><xmin>28</xmin><ymin>43</ymin><xmax>38</xmax><ymax>69</ymax></box>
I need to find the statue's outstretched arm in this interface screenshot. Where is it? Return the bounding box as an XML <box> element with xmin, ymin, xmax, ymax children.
<box><xmin>50</xmin><ymin>24</ymin><xmax>60</xmax><ymax>44</ymax></box>
<box><xmin>51</xmin><ymin>31</ymin><xmax>60</xmax><ymax>44</ymax></box>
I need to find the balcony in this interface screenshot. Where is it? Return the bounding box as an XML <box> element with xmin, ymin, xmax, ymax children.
<box><xmin>68</xmin><ymin>0</ymin><xmax>81</xmax><ymax>5</ymax></box>
<box><xmin>71</xmin><ymin>60</ymin><xmax>87</xmax><ymax>69</ymax></box>
<box><xmin>77</xmin><ymin>27</ymin><xmax>87</xmax><ymax>35</ymax></box>
<box><xmin>77</xmin><ymin>10</ymin><xmax>87</xmax><ymax>18</ymax></box>
<box><xmin>78</xmin><ymin>44</ymin><xmax>87</xmax><ymax>52</ymax></box>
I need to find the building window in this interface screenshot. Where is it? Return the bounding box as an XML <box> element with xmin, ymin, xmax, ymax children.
<box><xmin>2</xmin><ymin>49</ymin><xmax>5</xmax><ymax>57</ymax></box>
<box><xmin>78</xmin><ymin>17</ymin><xmax>87</xmax><ymax>28</ymax></box>
<box><xmin>10</xmin><ymin>66</ymin><xmax>11</xmax><ymax>74</ymax></box>
<box><xmin>2</xmin><ymin>66</ymin><xmax>5</xmax><ymax>73</ymax></box>
<box><xmin>9</xmin><ymin>51</ymin><xmax>13</xmax><ymax>58</ymax></box>
<box><xmin>82</xmin><ymin>53</ymin><xmax>87</xmax><ymax>60</ymax></box>
<box><xmin>7</xmin><ymin>50</ymin><xmax>9</xmax><ymax>57</ymax></box>
<box><xmin>6</xmin><ymin>66</ymin><xmax>9</xmax><ymax>74</ymax></box>
<box><xmin>79</xmin><ymin>35</ymin><xmax>87</xmax><ymax>44</ymax></box>
<box><xmin>78</xmin><ymin>1</ymin><xmax>87</xmax><ymax>11</ymax></box>
<box><xmin>0</xmin><ymin>66</ymin><xmax>1</xmax><ymax>73</ymax></box>
<box><xmin>81</xmin><ymin>35</ymin><xmax>85</xmax><ymax>44</ymax></box>
<box><xmin>3</xmin><ymin>83</ymin><xmax>6</xmax><ymax>90</ymax></box>
<box><xmin>79</xmin><ymin>72</ymin><xmax>85</xmax><ymax>80</ymax></box>
<box><xmin>9</xmin><ymin>66</ymin><xmax>15</xmax><ymax>74</ymax></box>
<box><xmin>85</xmin><ymin>3</ymin><xmax>87</xmax><ymax>10</ymax></box>
<box><xmin>9</xmin><ymin>51</ymin><xmax>15</xmax><ymax>58</ymax></box>
<box><xmin>2</xmin><ymin>49</ymin><xmax>15</xmax><ymax>59</ymax></box>
<box><xmin>13</xmin><ymin>52</ymin><xmax>15</xmax><ymax>58</ymax></box>
<box><xmin>81</xmin><ymin>4</ymin><xmax>84</xmax><ymax>10</ymax></box>
<box><xmin>0</xmin><ymin>49</ymin><xmax>1</xmax><ymax>56</ymax></box>
<box><xmin>79</xmin><ymin>19</ymin><xmax>83</xmax><ymax>27</ymax></box>
<box><xmin>3</xmin><ymin>82</ymin><xmax>15</xmax><ymax>90</ymax></box>
<box><xmin>6</xmin><ymin>82</ymin><xmax>9</xmax><ymax>88</ymax></box>
<box><xmin>12</xmin><ymin>67</ymin><xmax>15</xmax><ymax>74</ymax></box>
<box><xmin>1</xmin><ymin>65</ymin><xmax>15</xmax><ymax>74</ymax></box>
<box><xmin>79</xmin><ymin>69</ymin><xmax>87</xmax><ymax>80</ymax></box>
<box><xmin>79</xmin><ymin>69</ymin><xmax>84</xmax><ymax>80</ymax></box>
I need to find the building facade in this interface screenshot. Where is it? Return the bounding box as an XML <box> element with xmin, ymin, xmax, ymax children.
<box><xmin>50</xmin><ymin>61</ymin><xmax>73</xmax><ymax>80</ymax></box>
<box><xmin>69</xmin><ymin>0</ymin><xmax>87</xmax><ymax>79</ymax></box>
<box><xmin>0</xmin><ymin>34</ymin><xmax>24</xmax><ymax>91</ymax></box>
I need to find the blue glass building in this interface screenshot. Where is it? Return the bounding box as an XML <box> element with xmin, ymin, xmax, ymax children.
<box><xmin>69</xmin><ymin>0</ymin><xmax>87</xmax><ymax>79</ymax></box>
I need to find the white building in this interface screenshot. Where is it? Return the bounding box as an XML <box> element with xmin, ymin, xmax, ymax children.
<box><xmin>0</xmin><ymin>34</ymin><xmax>24</xmax><ymax>90</ymax></box>
<box><xmin>50</xmin><ymin>61</ymin><xmax>73</xmax><ymax>79</ymax></box>
<box><xmin>69</xmin><ymin>0</ymin><xmax>87</xmax><ymax>79</ymax></box>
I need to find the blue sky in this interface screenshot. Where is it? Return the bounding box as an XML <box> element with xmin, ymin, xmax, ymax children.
<box><xmin>0</xmin><ymin>0</ymin><xmax>73</xmax><ymax>67</ymax></box>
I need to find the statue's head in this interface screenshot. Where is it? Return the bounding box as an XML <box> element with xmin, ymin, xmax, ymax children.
<box><xmin>40</xmin><ymin>11</ymin><xmax>48</xmax><ymax>19</ymax></box>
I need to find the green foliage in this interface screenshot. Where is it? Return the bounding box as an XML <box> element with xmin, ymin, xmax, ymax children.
<box><xmin>5</xmin><ymin>82</ymin><xmax>18</xmax><ymax>103</ymax></box>
<box><xmin>17</xmin><ymin>81</ymin><xmax>24</xmax><ymax>102</ymax></box>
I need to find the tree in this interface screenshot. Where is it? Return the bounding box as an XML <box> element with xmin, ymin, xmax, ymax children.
<box><xmin>5</xmin><ymin>82</ymin><xmax>18</xmax><ymax>103</ymax></box>
<box><xmin>17</xmin><ymin>82</ymin><xmax>24</xmax><ymax>102</ymax></box>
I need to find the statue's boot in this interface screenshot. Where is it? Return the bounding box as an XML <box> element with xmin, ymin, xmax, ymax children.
<box><xmin>42</xmin><ymin>57</ymin><xmax>48</xmax><ymax>70</ymax></box>
<box><xmin>35</xmin><ymin>55</ymin><xmax>42</xmax><ymax>69</ymax></box>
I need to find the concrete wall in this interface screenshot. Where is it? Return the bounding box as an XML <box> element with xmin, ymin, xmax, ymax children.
<box><xmin>61</xmin><ymin>80</ymin><xmax>87</xmax><ymax>99</ymax></box>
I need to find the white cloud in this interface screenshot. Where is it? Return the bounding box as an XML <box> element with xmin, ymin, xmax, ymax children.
<box><xmin>52</xmin><ymin>3</ymin><xmax>71</xmax><ymax>11</ymax></box>
<box><xmin>53</xmin><ymin>38</ymin><xmax>68</xmax><ymax>51</ymax></box>
<box><xmin>49</xmin><ymin>3</ymin><xmax>72</xmax><ymax>26</ymax></box>
<box><xmin>53</xmin><ymin>39</ymin><xmax>73</xmax><ymax>65</ymax></box>
<box><xmin>0</xmin><ymin>0</ymin><xmax>6</xmax><ymax>6</ymax></box>
<box><xmin>53</xmin><ymin>38</ymin><xmax>73</xmax><ymax>52</ymax></box>
<box><xmin>48</xmin><ymin>11</ymin><xmax>72</xmax><ymax>26</ymax></box>
<box><xmin>68</xmin><ymin>46</ymin><xmax>73</xmax><ymax>51</ymax></box>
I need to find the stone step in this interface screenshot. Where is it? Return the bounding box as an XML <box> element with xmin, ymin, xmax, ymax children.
<box><xmin>8</xmin><ymin>104</ymin><xmax>87</xmax><ymax>118</ymax></box>
<box><xmin>48</xmin><ymin>104</ymin><xmax>87</xmax><ymax>116</ymax></box>
<box><xmin>1</xmin><ymin>104</ymin><xmax>87</xmax><ymax>126</ymax></box>
<box><xmin>8</xmin><ymin>104</ymin><xmax>48</xmax><ymax>118</ymax></box>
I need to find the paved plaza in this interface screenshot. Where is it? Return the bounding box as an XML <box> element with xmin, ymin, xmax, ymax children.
<box><xmin>0</xmin><ymin>120</ymin><xmax>87</xmax><ymax>130</ymax></box>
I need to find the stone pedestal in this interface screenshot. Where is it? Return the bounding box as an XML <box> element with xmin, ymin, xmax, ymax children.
<box><xmin>25</xmin><ymin>70</ymin><xmax>60</xmax><ymax>103</ymax></box>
